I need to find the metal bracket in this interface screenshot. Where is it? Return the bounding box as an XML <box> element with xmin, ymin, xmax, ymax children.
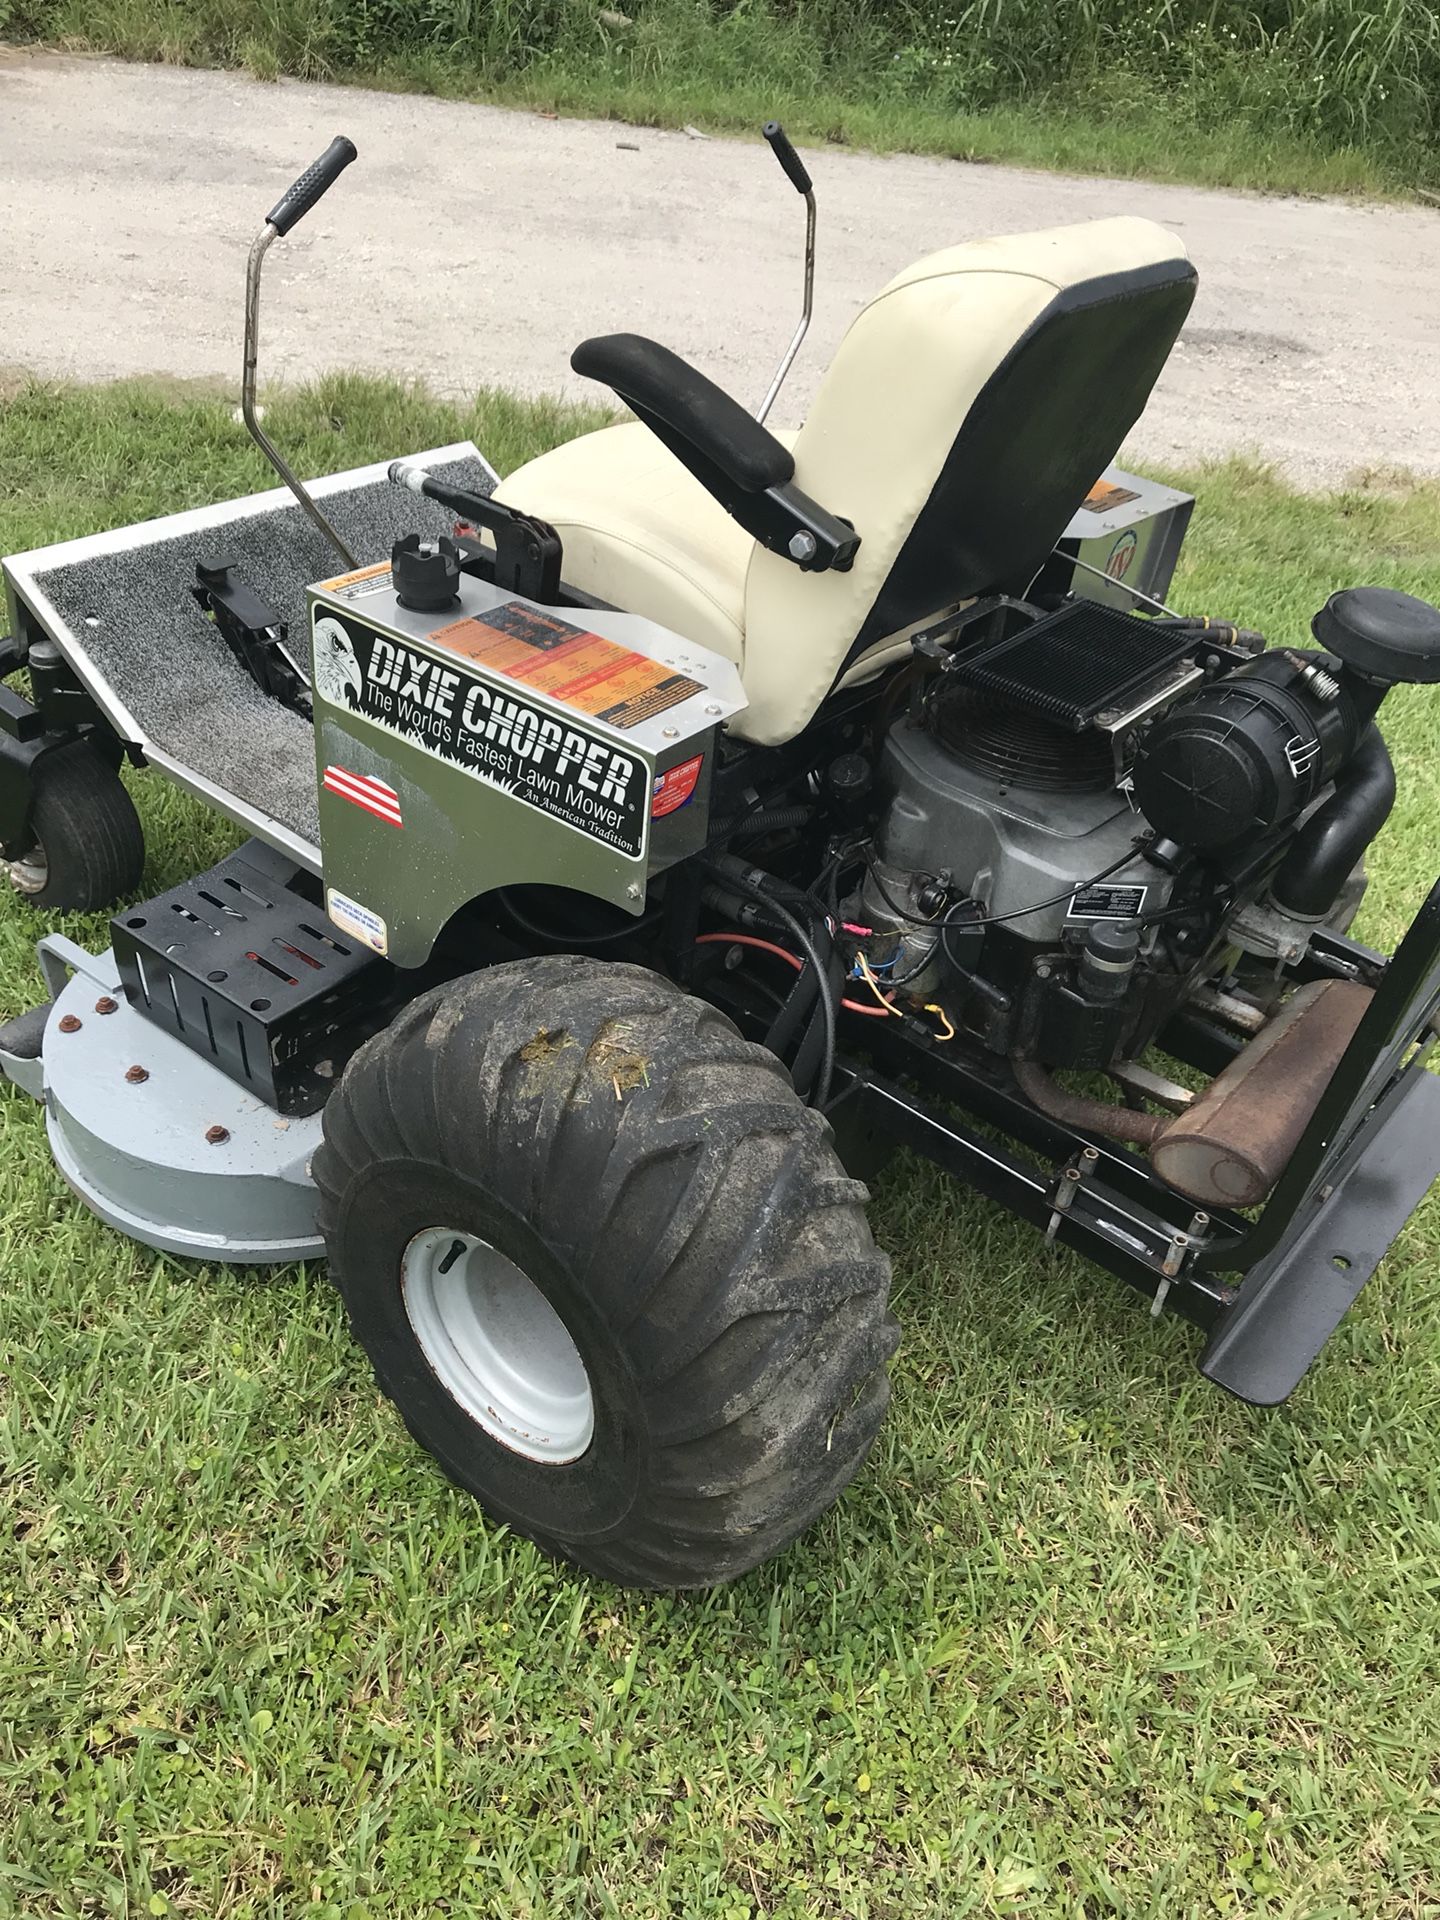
<box><xmin>1046</xmin><ymin>1142</ymin><xmax>1100</xmax><ymax>1242</ymax></box>
<box><xmin>192</xmin><ymin>560</ymin><xmax>312</xmax><ymax>714</ymax></box>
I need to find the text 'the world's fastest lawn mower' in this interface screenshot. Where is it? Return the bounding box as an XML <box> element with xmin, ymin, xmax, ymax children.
<box><xmin>4</xmin><ymin>132</ymin><xmax>1440</xmax><ymax>1587</ymax></box>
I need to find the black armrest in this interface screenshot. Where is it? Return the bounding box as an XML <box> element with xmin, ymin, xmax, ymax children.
<box><xmin>572</xmin><ymin>334</ymin><xmax>794</xmax><ymax>493</ymax></box>
<box><xmin>571</xmin><ymin>332</ymin><xmax>859</xmax><ymax>574</ymax></box>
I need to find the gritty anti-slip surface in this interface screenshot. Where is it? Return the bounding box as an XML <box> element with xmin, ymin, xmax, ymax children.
<box><xmin>25</xmin><ymin>454</ymin><xmax>495</xmax><ymax>849</ymax></box>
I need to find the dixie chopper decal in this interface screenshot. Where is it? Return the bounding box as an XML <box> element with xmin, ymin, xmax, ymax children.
<box><xmin>313</xmin><ymin>611</ymin><xmax>649</xmax><ymax>859</ymax></box>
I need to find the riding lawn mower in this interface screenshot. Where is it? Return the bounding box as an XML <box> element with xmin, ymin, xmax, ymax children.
<box><xmin>3</xmin><ymin>131</ymin><xmax>1439</xmax><ymax>1588</ymax></box>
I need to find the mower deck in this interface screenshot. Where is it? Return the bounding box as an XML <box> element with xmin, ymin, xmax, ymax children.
<box><xmin>3</xmin><ymin>934</ymin><xmax>326</xmax><ymax>1263</ymax></box>
<box><xmin>2</xmin><ymin>444</ymin><xmax>497</xmax><ymax>865</ymax></box>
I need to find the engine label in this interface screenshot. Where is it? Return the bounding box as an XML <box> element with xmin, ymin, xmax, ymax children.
<box><xmin>313</xmin><ymin>609</ymin><xmax>649</xmax><ymax>861</ymax></box>
<box><xmin>1067</xmin><ymin>883</ymin><xmax>1148</xmax><ymax>920</ymax></box>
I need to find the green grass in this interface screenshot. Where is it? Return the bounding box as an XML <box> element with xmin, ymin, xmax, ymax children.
<box><xmin>7</xmin><ymin>0</ymin><xmax>1439</xmax><ymax>197</ymax></box>
<box><xmin>2</xmin><ymin>375</ymin><xmax>1440</xmax><ymax>1917</ymax></box>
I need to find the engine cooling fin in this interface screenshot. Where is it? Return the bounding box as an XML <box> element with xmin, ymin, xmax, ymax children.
<box><xmin>933</xmin><ymin>686</ymin><xmax>1116</xmax><ymax>792</ymax></box>
<box><xmin>949</xmin><ymin>601</ymin><xmax>1196</xmax><ymax>730</ymax></box>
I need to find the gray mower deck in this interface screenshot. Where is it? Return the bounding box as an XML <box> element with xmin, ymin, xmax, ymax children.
<box><xmin>3</xmin><ymin>445</ymin><xmax>496</xmax><ymax>861</ymax></box>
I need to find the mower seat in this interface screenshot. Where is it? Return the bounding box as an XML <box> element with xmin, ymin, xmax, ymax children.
<box><xmin>498</xmin><ymin>216</ymin><xmax>1195</xmax><ymax>746</ymax></box>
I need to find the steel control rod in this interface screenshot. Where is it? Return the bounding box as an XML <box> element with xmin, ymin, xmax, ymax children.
<box><xmin>755</xmin><ymin>122</ymin><xmax>816</xmax><ymax>426</ymax></box>
<box><xmin>241</xmin><ymin>136</ymin><xmax>360</xmax><ymax>569</ymax></box>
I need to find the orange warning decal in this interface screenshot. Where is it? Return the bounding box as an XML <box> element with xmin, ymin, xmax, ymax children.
<box><xmin>317</xmin><ymin>560</ymin><xmax>392</xmax><ymax>592</ymax></box>
<box><xmin>1079</xmin><ymin>480</ymin><xmax>1142</xmax><ymax>515</ymax></box>
<box><xmin>429</xmin><ymin>602</ymin><xmax>702</xmax><ymax>730</ymax></box>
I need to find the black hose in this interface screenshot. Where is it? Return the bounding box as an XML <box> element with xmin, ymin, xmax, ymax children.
<box><xmin>697</xmin><ymin>858</ymin><xmax>836</xmax><ymax>1108</ymax></box>
<box><xmin>1149</xmin><ymin>616</ymin><xmax>1267</xmax><ymax>650</ymax></box>
<box><xmin>1270</xmin><ymin>724</ymin><xmax>1395</xmax><ymax>920</ymax></box>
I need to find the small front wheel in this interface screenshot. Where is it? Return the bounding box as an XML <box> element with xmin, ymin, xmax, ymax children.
<box><xmin>6</xmin><ymin>739</ymin><xmax>145</xmax><ymax>913</ymax></box>
<box><xmin>314</xmin><ymin>954</ymin><xmax>898</xmax><ymax>1588</ymax></box>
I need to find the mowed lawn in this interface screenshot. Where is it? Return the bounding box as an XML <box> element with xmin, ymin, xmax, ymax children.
<box><xmin>1</xmin><ymin>379</ymin><xmax>1439</xmax><ymax>1918</ymax></box>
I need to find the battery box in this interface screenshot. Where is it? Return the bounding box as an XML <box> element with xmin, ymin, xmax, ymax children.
<box><xmin>308</xmin><ymin>565</ymin><xmax>747</xmax><ymax>967</ymax></box>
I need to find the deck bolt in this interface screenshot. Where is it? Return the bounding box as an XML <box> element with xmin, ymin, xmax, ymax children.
<box><xmin>205</xmin><ymin>1125</ymin><xmax>230</xmax><ymax>1145</ymax></box>
<box><xmin>94</xmin><ymin>996</ymin><xmax>118</xmax><ymax>1015</ymax></box>
<box><xmin>125</xmin><ymin>1064</ymin><xmax>149</xmax><ymax>1084</ymax></box>
<box><xmin>57</xmin><ymin>1014</ymin><xmax>82</xmax><ymax>1034</ymax></box>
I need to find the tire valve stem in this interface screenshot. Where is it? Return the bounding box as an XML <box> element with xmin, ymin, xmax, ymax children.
<box><xmin>437</xmin><ymin>1238</ymin><xmax>467</xmax><ymax>1276</ymax></box>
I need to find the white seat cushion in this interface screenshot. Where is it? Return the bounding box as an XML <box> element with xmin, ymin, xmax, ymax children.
<box><xmin>498</xmin><ymin>420</ymin><xmax>753</xmax><ymax>667</ymax></box>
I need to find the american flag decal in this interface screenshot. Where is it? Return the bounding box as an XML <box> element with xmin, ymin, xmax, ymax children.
<box><xmin>322</xmin><ymin>765</ymin><xmax>403</xmax><ymax>828</ymax></box>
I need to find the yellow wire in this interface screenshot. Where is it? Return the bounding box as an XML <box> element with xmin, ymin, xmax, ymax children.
<box><xmin>855</xmin><ymin>952</ymin><xmax>901</xmax><ymax>1016</ymax></box>
<box><xmin>923</xmin><ymin>1002</ymin><xmax>956</xmax><ymax>1041</ymax></box>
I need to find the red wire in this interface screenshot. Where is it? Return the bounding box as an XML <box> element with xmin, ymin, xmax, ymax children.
<box><xmin>694</xmin><ymin>931</ymin><xmax>893</xmax><ymax>1016</ymax></box>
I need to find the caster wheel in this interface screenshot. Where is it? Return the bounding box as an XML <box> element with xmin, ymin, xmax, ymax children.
<box><xmin>6</xmin><ymin>740</ymin><xmax>145</xmax><ymax>914</ymax></box>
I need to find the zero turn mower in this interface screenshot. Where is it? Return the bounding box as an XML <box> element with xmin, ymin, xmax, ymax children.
<box><xmin>4</xmin><ymin>131</ymin><xmax>1439</xmax><ymax>1587</ymax></box>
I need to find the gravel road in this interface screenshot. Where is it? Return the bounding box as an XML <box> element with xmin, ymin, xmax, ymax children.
<box><xmin>2</xmin><ymin>48</ymin><xmax>1438</xmax><ymax>484</ymax></box>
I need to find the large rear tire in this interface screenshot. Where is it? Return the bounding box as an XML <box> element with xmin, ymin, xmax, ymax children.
<box><xmin>314</xmin><ymin>954</ymin><xmax>898</xmax><ymax>1588</ymax></box>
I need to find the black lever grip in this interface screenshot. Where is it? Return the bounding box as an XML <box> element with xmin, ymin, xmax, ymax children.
<box><xmin>266</xmin><ymin>135</ymin><xmax>358</xmax><ymax>236</ymax></box>
<box><xmin>762</xmin><ymin>121</ymin><xmax>812</xmax><ymax>196</ymax></box>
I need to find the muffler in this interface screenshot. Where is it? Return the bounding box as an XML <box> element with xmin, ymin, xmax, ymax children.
<box><xmin>1150</xmin><ymin>978</ymin><xmax>1372</xmax><ymax>1207</ymax></box>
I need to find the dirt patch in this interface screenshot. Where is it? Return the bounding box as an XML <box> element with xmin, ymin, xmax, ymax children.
<box><xmin>2</xmin><ymin>56</ymin><xmax>1439</xmax><ymax>484</ymax></box>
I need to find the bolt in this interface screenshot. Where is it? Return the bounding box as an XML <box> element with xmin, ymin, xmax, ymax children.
<box><xmin>705</xmin><ymin>703</ymin><xmax>722</xmax><ymax>716</ymax></box>
<box><xmin>57</xmin><ymin>1014</ymin><xmax>82</xmax><ymax>1034</ymax></box>
<box><xmin>626</xmin><ymin>882</ymin><xmax>643</xmax><ymax>901</ymax></box>
<box><xmin>788</xmin><ymin>531</ymin><xmax>818</xmax><ymax>563</ymax></box>
<box><xmin>205</xmin><ymin>1125</ymin><xmax>230</xmax><ymax>1145</ymax></box>
<box><xmin>661</xmin><ymin>726</ymin><xmax>678</xmax><ymax>739</ymax></box>
<box><xmin>125</xmin><ymin>1064</ymin><xmax>149</xmax><ymax>1084</ymax></box>
<box><xmin>94</xmin><ymin>996</ymin><xmax>118</xmax><ymax>1015</ymax></box>
<box><xmin>1161</xmin><ymin>1231</ymin><xmax>1190</xmax><ymax>1278</ymax></box>
<box><xmin>1081</xmin><ymin>1145</ymin><xmax>1101</xmax><ymax>1166</ymax></box>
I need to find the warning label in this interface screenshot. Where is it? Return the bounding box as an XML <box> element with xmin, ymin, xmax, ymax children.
<box><xmin>429</xmin><ymin>602</ymin><xmax>702</xmax><ymax>730</ymax></box>
<box><xmin>651</xmin><ymin>753</ymin><xmax>704</xmax><ymax>818</ymax></box>
<box><xmin>1079</xmin><ymin>480</ymin><xmax>1141</xmax><ymax>515</ymax></box>
<box><xmin>317</xmin><ymin>561</ymin><xmax>395</xmax><ymax>602</ymax></box>
<box><xmin>327</xmin><ymin>886</ymin><xmax>389</xmax><ymax>955</ymax></box>
<box><xmin>313</xmin><ymin>610</ymin><xmax>650</xmax><ymax>861</ymax></box>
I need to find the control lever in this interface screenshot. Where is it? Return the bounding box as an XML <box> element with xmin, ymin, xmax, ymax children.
<box><xmin>754</xmin><ymin>121</ymin><xmax>816</xmax><ymax>426</ymax></box>
<box><xmin>389</xmin><ymin>463</ymin><xmax>564</xmax><ymax>604</ymax></box>
<box><xmin>241</xmin><ymin>136</ymin><xmax>360</xmax><ymax>569</ymax></box>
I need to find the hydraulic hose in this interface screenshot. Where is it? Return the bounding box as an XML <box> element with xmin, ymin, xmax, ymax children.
<box><xmin>1269</xmin><ymin>723</ymin><xmax>1396</xmax><ymax>920</ymax></box>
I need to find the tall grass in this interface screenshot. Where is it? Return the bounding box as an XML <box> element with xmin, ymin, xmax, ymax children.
<box><xmin>8</xmin><ymin>0</ymin><xmax>1440</xmax><ymax>190</ymax></box>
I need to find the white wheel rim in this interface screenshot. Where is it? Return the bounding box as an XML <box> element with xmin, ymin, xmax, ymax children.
<box><xmin>400</xmin><ymin>1227</ymin><xmax>595</xmax><ymax>1464</ymax></box>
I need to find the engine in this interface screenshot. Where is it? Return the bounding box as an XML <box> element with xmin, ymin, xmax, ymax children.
<box><xmin>860</xmin><ymin>588</ymin><xmax>1439</xmax><ymax>1075</ymax></box>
